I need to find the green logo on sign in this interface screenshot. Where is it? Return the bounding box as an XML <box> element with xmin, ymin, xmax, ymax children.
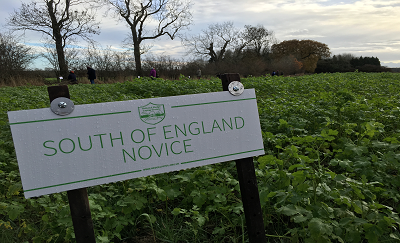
<box><xmin>138</xmin><ymin>102</ymin><xmax>166</xmax><ymax>125</ymax></box>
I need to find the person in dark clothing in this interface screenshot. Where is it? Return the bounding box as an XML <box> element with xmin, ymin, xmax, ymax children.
<box><xmin>68</xmin><ymin>70</ymin><xmax>78</xmax><ymax>84</ymax></box>
<box><xmin>196</xmin><ymin>69</ymin><xmax>201</xmax><ymax>79</ymax></box>
<box><xmin>87</xmin><ymin>66</ymin><xmax>96</xmax><ymax>84</ymax></box>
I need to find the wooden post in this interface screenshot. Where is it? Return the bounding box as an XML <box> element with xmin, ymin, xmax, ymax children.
<box><xmin>47</xmin><ymin>85</ymin><xmax>96</xmax><ymax>243</ymax></box>
<box><xmin>220</xmin><ymin>74</ymin><xmax>266</xmax><ymax>243</ymax></box>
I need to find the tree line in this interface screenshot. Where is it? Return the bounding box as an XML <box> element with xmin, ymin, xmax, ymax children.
<box><xmin>315</xmin><ymin>54</ymin><xmax>388</xmax><ymax>73</ymax></box>
<box><xmin>0</xmin><ymin>0</ymin><xmax>390</xmax><ymax>83</ymax></box>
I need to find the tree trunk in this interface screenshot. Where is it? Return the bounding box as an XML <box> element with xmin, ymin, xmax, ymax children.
<box><xmin>134</xmin><ymin>42</ymin><xmax>142</xmax><ymax>77</ymax></box>
<box><xmin>55</xmin><ymin>35</ymin><xmax>68</xmax><ymax>78</ymax></box>
<box><xmin>131</xmin><ymin>25</ymin><xmax>142</xmax><ymax>77</ymax></box>
<box><xmin>47</xmin><ymin>1</ymin><xmax>68</xmax><ymax>78</ymax></box>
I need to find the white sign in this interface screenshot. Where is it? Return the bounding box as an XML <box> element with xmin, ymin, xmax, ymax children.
<box><xmin>8</xmin><ymin>90</ymin><xmax>264</xmax><ymax>198</ymax></box>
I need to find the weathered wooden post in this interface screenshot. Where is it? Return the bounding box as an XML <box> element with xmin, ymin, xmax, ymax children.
<box><xmin>47</xmin><ymin>85</ymin><xmax>96</xmax><ymax>243</ymax></box>
<box><xmin>220</xmin><ymin>73</ymin><xmax>267</xmax><ymax>243</ymax></box>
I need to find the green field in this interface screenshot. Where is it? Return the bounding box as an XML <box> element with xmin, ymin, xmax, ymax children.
<box><xmin>1</xmin><ymin>73</ymin><xmax>400</xmax><ymax>242</ymax></box>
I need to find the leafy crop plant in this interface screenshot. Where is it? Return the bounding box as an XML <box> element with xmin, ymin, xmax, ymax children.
<box><xmin>1</xmin><ymin>73</ymin><xmax>400</xmax><ymax>242</ymax></box>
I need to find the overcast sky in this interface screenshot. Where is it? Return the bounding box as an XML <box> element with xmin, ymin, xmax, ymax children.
<box><xmin>1</xmin><ymin>0</ymin><xmax>400</xmax><ymax>69</ymax></box>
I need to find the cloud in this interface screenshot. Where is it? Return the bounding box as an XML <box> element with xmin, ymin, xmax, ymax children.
<box><xmin>283</xmin><ymin>29</ymin><xmax>325</xmax><ymax>38</ymax></box>
<box><xmin>381</xmin><ymin>61</ymin><xmax>400</xmax><ymax>68</ymax></box>
<box><xmin>1</xmin><ymin>0</ymin><xmax>400</xmax><ymax>69</ymax></box>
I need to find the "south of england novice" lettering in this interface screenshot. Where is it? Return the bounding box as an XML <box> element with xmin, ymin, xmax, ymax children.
<box><xmin>42</xmin><ymin>117</ymin><xmax>245</xmax><ymax>163</ymax></box>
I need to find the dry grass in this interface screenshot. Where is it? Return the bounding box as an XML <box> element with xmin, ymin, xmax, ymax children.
<box><xmin>0</xmin><ymin>74</ymin><xmax>213</xmax><ymax>88</ymax></box>
<box><xmin>0</xmin><ymin>76</ymin><xmax>49</xmax><ymax>87</ymax></box>
<box><xmin>0</xmin><ymin>75</ymin><xmax>139</xmax><ymax>87</ymax></box>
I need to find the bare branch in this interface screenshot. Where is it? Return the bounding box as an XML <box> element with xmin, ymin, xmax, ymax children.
<box><xmin>181</xmin><ymin>22</ymin><xmax>240</xmax><ymax>62</ymax></box>
<box><xmin>104</xmin><ymin>0</ymin><xmax>192</xmax><ymax>76</ymax></box>
<box><xmin>7</xmin><ymin>0</ymin><xmax>101</xmax><ymax>75</ymax></box>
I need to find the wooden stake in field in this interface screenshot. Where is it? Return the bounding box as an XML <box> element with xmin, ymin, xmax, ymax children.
<box><xmin>220</xmin><ymin>74</ymin><xmax>267</xmax><ymax>243</ymax></box>
<box><xmin>47</xmin><ymin>85</ymin><xmax>96</xmax><ymax>243</ymax></box>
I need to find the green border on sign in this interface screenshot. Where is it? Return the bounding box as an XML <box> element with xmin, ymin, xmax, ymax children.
<box><xmin>171</xmin><ymin>97</ymin><xmax>256</xmax><ymax>108</ymax></box>
<box><xmin>9</xmin><ymin>111</ymin><xmax>131</xmax><ymax>125</ymax></box>
<box><xmin>10</xmin><ymin>97</ymin><xmax>256</xmax><ymax>125</ymax></box>
<box><xmin>24</xmin><ymin>148</ymin><xmax>264</xmax><ymax>193</ymax></box>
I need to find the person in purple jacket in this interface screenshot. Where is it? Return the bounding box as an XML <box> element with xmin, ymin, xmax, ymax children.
<box><xmin>150</xmin><ymin>67</ymin><xmax>156</xmax><ymax>79</ymax></box>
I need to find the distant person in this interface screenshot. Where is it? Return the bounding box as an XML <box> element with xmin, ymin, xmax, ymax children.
<box><xmin>196</xmin><ymin>68</ymin><xmax>202</xmax><ymax>79</ymax></box>
<box><xmin>150</xmin><ymin>67</ymin><xmax>156</xmax><ymax>79</ymax></box>
<box><xmin>87</xmin><ymin>66</ymin><xmax>96</xmax><ymax>84</ymax></box>
<box><xmin>173</xmin><ymin>67</ymin><xmax>179</xmax><ymax>80</ymax></box>
<box><xmin>276</xmin><ymin>70</ymin><xmax>279</xmax><ymax>76</ymax></box>
<box><xmin>67</xmin><ymin>70</ymin><xmax>78</xmax><ymax>84</ymax></box>
<box><xmin>271</xmin><ymin>71</ymin><xmax>276</xmax><ymax>76</ymax></box>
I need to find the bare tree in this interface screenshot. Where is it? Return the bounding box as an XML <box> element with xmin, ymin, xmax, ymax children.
<box><xmin>182</xmin><ymin>22</ymin><xmax>241</xmax><ymax>63</ymax></box>
<box><xmin>143</xmin><ymin>53</ymin><xmax>183</xmax><ymax>78</ymax></box>
<box><xmin>242</xmin><ymin>25</ymin><xmax>277</xmax><ymax>57</ymax></box>
<box><xmin>104</xmin><ymin>0</ymin><xmax>192</xmax><ymax>76</ymax></box>
<box><xmin>83</xmin><ymin>44</ymin><xmax>133</xmax><ymax>72</ymax></box>
<box><xmin>0</xmin><ymin>32</ymin><xmax>35</xmax><ymax>82</ymax></box>
<box><xmin>78</xmin><ymin>43</ymin><xmax>136</xmax><ymax>80</ymax></box>
<box><xmin>40</xmin><ymin>40</ymin><xmax>81</xmax><ymax>75</ymax></box>
<box><xmin>7</xmin><ymin>0</ymin><xmax>100</xmax><ymax>77</ymax></box>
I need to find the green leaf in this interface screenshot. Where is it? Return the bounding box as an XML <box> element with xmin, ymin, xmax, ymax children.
<box><xmin>7</xmin><ymin>204</ymin><xmax>24</xmax><ymax>220</ymax></box>
<box><xmin>339</xmin><ymin>217</ymin><xmax>353</xmax><ymax>227</ymax></box>
<box><xmin>345</xmin><ymin>231</ymin><xmax>362</xmax><ymax>243</ymax></box>
<box><xmin>351</xmin><ymin>186</ymin><xmax>365</xmax><ymax>199</ymax></box>
<box><xmin>334</xmin><ymin>174</ymin><xmax>347</xmax><ymax>181</ymax></box>
<box><xmin>326</xmin><ymin>171</ymin><xmax>336</xmax><ymax>179</ymax></box>
<box><xmin>141</xmin><ymin>213</ymin><xmax>156</xmax><ymax>224</ymax></box>
<box><xmin>296</xmin><ymin>183</ymin><xmax>309</xmax><ymax>192</ymax></box>
<box><xmin>8</xmin><ymin>183</ymin><xmax>22</xmax><ymax>196</ymax></box>
<box><xmin>363</xmin><ymin>224</ymin><xmax>383</xmax><ymax>243</ymax></box>
<box><xmin>193</xmin><ymin>194</ymin><xmax>207</xmax><ymax>207</ymax></box>
<box><xmin>353</xmin><ymin>217</ymin><xmax>368</xmax><ymax>225</ymax></box>
<box><xmin>293</xmin><ymin>215</ymin><xmax>308</xmax><ymax>223</ymax></box>
<box><xmin>171</xmin><ymin>208</ymin><xmax>181</xmax><ymax>216</ymax></box>
<box><xmin>195</xmin><ymin>214</ymin><xmax>206</xmax><ymax>226</ymax></box>
<box><xmin>288</xmin><ymin>164</ymin><xmax>304</xmax><ymax>171</ymax></box>
<box><xmin>149</xmin><ymin>214</ymin><xmax>156</xmax><ymax>224</ymax></box>
<box><xmin>321</xmin><ymin>129</ymin><xmax>338</xmax><ymax>141</ymax></box>
<box><xmin>164</xmin><ymin>186</ymin><xmax>182</xmax><ymax>199</ymax></box>
<box><xmin>346</xmin><ymin>144</ymin><xmax>368</xmax><ymax>156</ymax></box>
<box><xmin>292</xmin><ymin>170</ymin><xmax>306</xmax><ymax>186</ymax></box>
<box><xmin>258</xmin><ymin>155</ymin><xmax>283</xmax><ymax>167</ymax></box>
<box><xmin>352</xmin><ymin>201</ymin><xmax>363</xmax><ymax>215</ymax></box>
<box><xmin>384</xmin><ymin>216</ymin><xmax>396</xmax><ymax>227</ymax></box>
<box><xmin>42</xmin><ymin>214</ymin><xmax>49</xmax><ymax>222</ymax></box>
<box><xmin>212</xmin><ymin>227</ymin><xmax>225</xmax><ymax>235</ymax></box>
<box><xmin>304</xmin><ymin>238</ymin><xmax>316</xmax><ymax>243</ymax></box>
<box><xmin>97</xmin><ymin>236</ymin><xmax>110</xmax><ymax>243</ymax></box>
<box><xmin>390</xmin><ymin>233</ymin><xmax>400</xmax><ymax>240</ymax></box>
<box><xmin>278</xmin><ymin>205</ymin><xmax>299</xmax><ymax>216</ymax></box>
<box><xmin>308</xmin><ymin>218</ymin><xmax>332</xmax><ymax>237</ymax></box>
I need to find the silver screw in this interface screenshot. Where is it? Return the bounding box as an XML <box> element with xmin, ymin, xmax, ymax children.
<box><xmin>233</xmin><ymin>86</ymin><xmax>239</xmax><ymax>91</ymax></box>
<box><xmin>58</xmin><ymin>102</ymin><xmax>67</xmax><ymax>108</ymax></box>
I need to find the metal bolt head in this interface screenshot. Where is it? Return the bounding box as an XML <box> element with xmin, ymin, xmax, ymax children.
<box><xmin>228</xmin><ymin>81</ymin><xmax>244</xmax><ymax>96</ymax></box>
<box><xmin>51</xmin><ymin>97</ymin><xmax>74</xmax><ymax>116</ymax></box>
<box><xmin>58</xmin><ymin>102</ymin><xmax>67</xmax><ymax>108</ymax></box>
